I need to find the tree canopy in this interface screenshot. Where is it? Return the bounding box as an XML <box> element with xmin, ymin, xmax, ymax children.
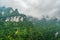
<box><xmin>0</xmin><ymin>7</ymin><xmax>60</xmax><ymax>40</ymax></box>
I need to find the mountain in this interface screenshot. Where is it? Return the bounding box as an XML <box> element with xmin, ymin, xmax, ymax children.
<box><xmin>0</xmin><ymin>7</ymin><xmax>27</xmax><ymax>22</ymax></box>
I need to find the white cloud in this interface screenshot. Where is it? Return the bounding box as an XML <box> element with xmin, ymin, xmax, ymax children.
<box><xmin>0</xmin><ymin>0</ymin><xmax>60</xmax><ymax>19</ymax></box>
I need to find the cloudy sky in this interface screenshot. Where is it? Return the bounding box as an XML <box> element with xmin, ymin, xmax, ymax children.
<box><xmin>0</xmin><ymin>0</ymin><xmax>60</xmax><ymax>19</ymax></box>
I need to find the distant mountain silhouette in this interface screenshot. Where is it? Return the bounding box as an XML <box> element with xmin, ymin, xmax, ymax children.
<box><xmin>0</xmin><ymin>7</ymin><xmax>27</xmax><ymax>22</ymax></box>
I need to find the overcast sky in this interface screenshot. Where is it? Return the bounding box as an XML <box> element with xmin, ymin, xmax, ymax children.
<box><xmin>0</xmin><ymin>0</ymin><xmax>60</xmax><ymax>19</ymax></box>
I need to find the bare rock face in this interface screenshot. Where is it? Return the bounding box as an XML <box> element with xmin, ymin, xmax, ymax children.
<box><xmin>5</xmin><ymin>16</ymin><xmax>24</xmax><ymax>22</ymax></box>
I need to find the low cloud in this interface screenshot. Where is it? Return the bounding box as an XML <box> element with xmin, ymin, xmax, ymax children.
<box><xmin>0</xmin><ymin>0</ymin><xmax>60</xmax><ymax>19</ymax></box>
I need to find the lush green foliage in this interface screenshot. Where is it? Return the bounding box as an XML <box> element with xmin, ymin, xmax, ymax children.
<box><xmin>0</xmin><ymin>20</ymin><xmax>60</xmax><ymax>40</ymax></box>
<box><xmin>0</xmin><ymin>7</ymin><xmax>60</xmax><ymax>40</ymax></box>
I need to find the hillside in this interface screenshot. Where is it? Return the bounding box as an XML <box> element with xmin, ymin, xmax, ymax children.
<box><xmin>0</xmin><ymin>7</ymin><xmax>60</xmax><ymax>40</ymax></box>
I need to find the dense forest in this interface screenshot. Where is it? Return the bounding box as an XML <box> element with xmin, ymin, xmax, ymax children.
<box><xmin>0</xmin><ymin>7</ymin><xmax>60</xmax><ymax>40</ymax></box>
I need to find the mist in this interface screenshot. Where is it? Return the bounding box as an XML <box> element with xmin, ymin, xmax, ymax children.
<box><xmin>0</xmin><ymin>0</ymin><xmax>60</xmax><ymax>19</ymax></box>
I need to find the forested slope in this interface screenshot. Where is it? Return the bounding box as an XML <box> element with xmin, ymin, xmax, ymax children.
<box><xmin>0</xmin><ymin>7</ymin><xmax>60</xmax><ymax>40</ymax></box>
